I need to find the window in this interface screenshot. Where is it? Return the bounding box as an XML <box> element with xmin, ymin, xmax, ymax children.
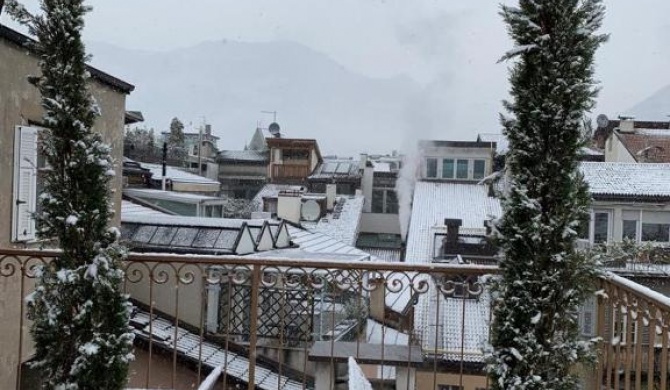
<box><xmin>622</xmin><ymin>220</ymin><xmax>638</xmax><ymax>240</ymax></box>
<box><xmin>593</xmin><ymin>211</ymin><xmax>610</xmax><ymax>243</ymax></box>
<box><xmin>641</xmin><ymin>211</ymin><xmax>670</xmax><ymax>242</ymax></box>
<box><xmin>282</xmin><ymin>149</ymin><xmax>309</xmax><ymax>161</ymax></box>
<box><xmin>12</xmin><ymin>126</ymin><xmax>40</xmax><ymax>242</ymax></box>
<box><xmin>371</xmin><ymin>189</ymin><xmax>398</xmax><ymax>214</ymax></box>
<box><xmin>456</xmin><ymin>159</ymin><xmax>468</xmax><ymax>179</ymax></box>
<box><xmin>385</xmin><ymin>190</ymin><xmax>398</xmax><ymax>214</ymax></box>
<box><xmin>372</xmin><ymin>190</ymin><xmax>384</xmax><ymax>213</ymax></box>
<box><xmin>442</xmin><ymin>159</ymin><xmax>454</xmax><ymax>178</ymax></box>
<box><xmin>438</xmin><ymin>386</ymin><xmax>463</xmax><ymax>390</ymax></box>
<box><xmin>642</xmin><ymin>223</ymin><xmax>670</xmax><ymax>242</ymax></box>
<box><xmin>426</xmin><ymin>158</ymin><xmax>437</xmax><ymax>178</ymax></box>
<box><xmin>473</xmin><ymin>159</ymin><xmax>486</xmax><ymax>179</ymax></box>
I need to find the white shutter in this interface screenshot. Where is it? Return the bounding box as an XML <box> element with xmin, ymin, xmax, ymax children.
<box><xmin>12</xmin><ymin>126</ymin><xmax>38</xmax><ymax>242</ymax></box>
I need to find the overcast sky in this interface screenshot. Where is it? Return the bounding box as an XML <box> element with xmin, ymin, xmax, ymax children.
<box><xmin>3</xmin><ymin>1</ymin><xmax>669</xmax><ymax>146</ymax></box>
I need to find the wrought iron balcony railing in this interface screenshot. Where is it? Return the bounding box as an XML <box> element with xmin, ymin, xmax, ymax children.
<box><xmin>1</xmin><ymin>248</ymin><xmax>669</xmax><ymax>390</ymax></box>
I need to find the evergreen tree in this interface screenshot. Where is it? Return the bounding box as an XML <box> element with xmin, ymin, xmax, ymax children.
<box><xmin>7</xmin><ymin>1</ymin><xmax>134</xmax><ymax>388</ymax></box>
<box><xmin>167</xmin><ymin>117</ymin><xmax>185</xmax><ymax>149</ymax></box>
<box><xmin>488</xmin><ymin>1</ymin><xmax>607</xmax><ymax>389</ymax></box>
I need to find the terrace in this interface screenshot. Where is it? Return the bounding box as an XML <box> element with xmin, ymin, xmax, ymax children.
<box><xmin>1</xmin><ymin>248</ymin><xmax>669</xmax><ymax>390</ymax></box>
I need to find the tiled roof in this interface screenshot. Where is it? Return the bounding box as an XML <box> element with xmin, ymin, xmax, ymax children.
<box><xmin>130</xmin><ymin>309</ymin><xmax>305</xmax><ymax>390</ymax></box>
<box><xmin>405</xmin><ymin>182</ymin><xmax>502</xmax><ymax>264</ymax></box>
<box><xmin>616</xmin><ymin>132</ymin><xmax>670</xmax><ymax>163</ymax></box>
<box><xmin>219</xmin><ymin>150</ymin><xmax>268</xmax><ymax>163</ymax></box>
<box><xmin>140</xmin><ymin>163</ymin><xmax>220</xmax><ymax>185</ymax></box>
<box><xmin>580</xmin><ymin>162</ymin><xmax>670</xmax><ymax>199</ymax></box>
<box><xmin>301</xmin><ymin>195</ymin><xmax>365</xmax><ymax>246</ymax></box>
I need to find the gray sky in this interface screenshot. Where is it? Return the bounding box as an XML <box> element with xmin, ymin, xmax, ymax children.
<box><xmin>3</xmin><ymin>1</ymin><xmax>669</xmax><ymax>147</ymax></box>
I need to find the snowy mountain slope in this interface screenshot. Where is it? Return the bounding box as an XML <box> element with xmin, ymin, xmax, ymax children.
<box><xmin>86</xmin><ymin>40</ymin><xmax>423</xmax><ymax>156</ymax></box>
<box><xmin>626</xmin><ymin>85</ymin><xmax>670</xmax><ymax>121</ymax></box>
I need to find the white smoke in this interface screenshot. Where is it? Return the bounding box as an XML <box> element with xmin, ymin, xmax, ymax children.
<box><xmin>395</xmin><ymin>147</ymin><xmax>419</xmax><ymax>241</ymax></box>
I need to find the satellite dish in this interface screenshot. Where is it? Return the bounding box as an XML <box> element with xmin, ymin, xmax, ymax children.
<box><xmin>268</xmin><ymin>122</ymin><xmax>281</xmax><ymax>137</ymax></box>
<box><xmin>596</xmin><ymin>114</ymin><xmax>609</xmax><ymax>128</ymax></box>
<box><xmin>301</xmin><ymin>199</ymin><xmax>321</xmax><ymax>222</ymax></box>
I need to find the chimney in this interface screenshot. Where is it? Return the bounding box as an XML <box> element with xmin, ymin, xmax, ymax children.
<box><xmin>326</xmin><ymin>183</ymin><xmax>337</xmax><ymax>211</ymax></box>
<box><xmin>619</xmin><ymin>118</ymin><xmax>635</xmax><ymax>133</ymax></box>
<box><xmin>359</xmin><ymin>153</ymin><xmax>368</xmax><ymax>170</ymax></box>
<box><xmin>205</xmin><ymin>124</ymin><xmax>212</xmax><ymax>136</ymax></box>
<box><xmin>444</xmin><ymin>219</ymin><xmax>462</xmax><ymax>245</ymax></box>
<box><xmin>361</xmin><ymin>164</ymin><xmax>374</xmax><ymax>213</ymax></box>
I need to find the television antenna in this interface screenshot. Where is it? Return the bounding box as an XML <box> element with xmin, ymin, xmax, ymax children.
<box><xmin>261</xmin><ymin>110</ymin><xmax>277</xmax><ymax>123</ymax></box>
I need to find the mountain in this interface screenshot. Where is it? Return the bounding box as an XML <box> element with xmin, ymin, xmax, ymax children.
<box><xmin>626</xmin><ymin>85</ymin><xmax>670</xmax><ymax>121</ymax></box>
<box><xmin>87</xmin><ymin>40</ymin><xmax>423</xmax><ymax>156</ymax></box>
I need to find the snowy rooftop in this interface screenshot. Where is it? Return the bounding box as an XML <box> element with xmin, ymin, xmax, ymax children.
<box><xmin>301</xmin><ymin>195</ymin><xmax>365</xmax><ymax>247</ymax></box>
<box><xmin>130</xmin><ymin>309</ymin><xmax>304</xmax><ymax>390</ymax></box>
<box><xmin>580</xmin><ymin>162</ymin><xmax>670</xmax><ymax>199</ymax></box>
<box><xmin>288</xmin><ymin>226</ymin><xmax>378</xmax><ymax>260</ymax></box>
<box><xmin>124</xmin><ymin>188</ymin><xmax>227</xmax><ymax>203</ymax></box>
<box><xmin>121</xmin><ymin>200</ymin><xmax>169</xmax><ymax>218</ymax></box>
<box><xmin>140</xmin><ymin>163</ymin><xmax>220</xmax><ymax>185</ymax></box>
<box><xmin>218</xmin><ymin>149</ymin><xmax>268</xmax><ymax>163</ymax></box>
<box><xmin>405</xmin><ymin>182</ymin><xmax>502</xmax><ymax>264</ymax></box>
<box><xmin>415</xmin><ymin>277</ymin><xmax>491</xmax><ymax>363</ymax></box>
<box><xmin>252</xmin><ymin>184</ymin><xmax>306</xmax><ymax>206</ymax></box>
<box><xmin>364</xmin><ymin>319</ymin><xmax>410</xmax><ymax>380</ymax></box>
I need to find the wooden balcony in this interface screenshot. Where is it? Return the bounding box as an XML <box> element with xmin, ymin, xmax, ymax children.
<box><xmin>270</xmin><ymin>163</ymin><xmax>311</xmax><ymax>182</ymax></box>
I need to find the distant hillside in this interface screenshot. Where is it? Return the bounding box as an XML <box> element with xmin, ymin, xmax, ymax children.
<box><xmin>87</xmin><ymin>40</ymin><xmax>423</xmax><ymax>156</ymax></box>
<box><xmin>626</xmin><ymin>85</ymin><xmax>670</xmax><ymax>121</ymax></box>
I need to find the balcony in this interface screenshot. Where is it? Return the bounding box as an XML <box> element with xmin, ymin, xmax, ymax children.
<box><xmin>271</xmin><ymin>163</ymin><xmax>312</xmax><ymax>182</ymax></box>
<box><xmin>1</xmin><ymin>248</ymin><xmax>669</xmax><ymax>390</ymax></box>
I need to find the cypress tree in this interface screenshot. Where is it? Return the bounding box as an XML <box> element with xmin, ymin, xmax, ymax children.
<box><xmin>7</xmin><ymin>1</ymin><xmax>134</xmax><ymax>388</ymax></box>
<box><xmin>488</xmin><ymin>1</ymin><xmax>607</xmax><ymax>389</ymax></box>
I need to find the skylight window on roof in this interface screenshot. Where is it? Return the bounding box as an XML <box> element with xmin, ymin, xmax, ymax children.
<box><xmin>335</xmin><ymin>163</ymin><xmax>351</xmax><ymax>174</ymax></box>
<box><xmin>322</xmin><ymin>163</ymin><xmax>338</xmax><ymax>173</ymax></box>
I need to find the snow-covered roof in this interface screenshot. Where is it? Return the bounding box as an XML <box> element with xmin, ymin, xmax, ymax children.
<box><xmin>130</xmin><ymin>309</ymin><xmax>305</xmax><ymax>390</ymax></box>
<box><xmin>288</xmin><ymin>226</ymin><xmax>378</xmax><ymax>260</ymax></box>
<box><xmin>405</xmin><ymin>182</ymin><xmax>502</xmax><ymax>264</ymax></box>
<box><xmin>361</xmin><ymin>248</ymin><xmax>402</xmax><ymax>262</ymax></box>
<box><xmin>123</xmin><ymin>213</ymin><xmax>275</xmax><ymax>229</ymax></box>
<box><xmin>121</xmin><ymin>200</ymin><xmax>169</xmax><ymax>218</ymax></box>
<box><xmin>580</xmin><ymin>162</ymin><xmax>670</xmax><ymax>199</ymax></box>
<box><xmin>364</xmin><ymin>319</ymin><xmax>410</xmax><ymax>379</ymax></box>
<box><xmin>124</xmin><ymin>188</ymin><xmax>227</xmax><ymax>203</ymax></box>
<box><xmin>140</xmin><ymin>163</ymin><xmax>220</xmax><ymax>185</ymax></box>
<box><xmin>415</xmin><ymin>277</ymin><xmax>490</xmax><ymax>363</ymax></box>
<box><xmin>252</xmin><ymin>184</ymin><xmax>306</xmax><ymax>206</ymax></box>
<box><xmin>348</xmin><ymin>358</ymin><xmax>373</xmax><ymax>390</ymax></box>
<box><xmin>218</xmin><ymin>149</ymin><xmax>268</xmax><ymax>163</ymax></box>
<box><xmin>301</xmin><ymin>195</ymin><xmax>365</xmax><ymax>247</ymax></box>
